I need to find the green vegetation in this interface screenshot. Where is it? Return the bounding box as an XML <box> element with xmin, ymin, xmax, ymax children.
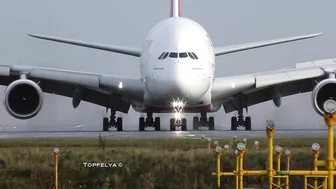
<box><xmin>0</xmin><ymin>136</ymin><xmax>330</xmax><ymax>189</ymax></box>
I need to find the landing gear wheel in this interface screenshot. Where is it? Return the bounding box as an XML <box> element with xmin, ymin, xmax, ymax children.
<box><xmin>181</xmin><ymin>118</ymin><xmax>187</xmax><ymax>131</ymax></box>
<box><xmin>170</xmin><ymin>118</ymin><xmax>176</xmax><ymax>131</ymax></box>
<box><xmin>231</xmin><ymin>117</ymin><xmax>238</xmax><ymax>130</ymax></box>
<box><xmin>193</xmin><ymin>116</ymin><xmax>199</xmax><ymax>130</ymax></box>
<box><xmin>139</xmin><ymin>117</ymin><xmax>145</xmax><ymax>131</ymax></box>
<box><xmin>154</xmin><ymin>117</ymin><xmax>161</xmax><ymax>131</ymax></box>
<box><xmin>103</xmin><ymin>117</ymin><xmax>109</xmax><ymax>131</ymax></box>
<box><xmin>116</xmin><ymin>117</ymin><xmax>123</xmax><ymax>131</ymax></box>
<box><xmin>245</xmin><ymin>116</ymin><xmax>251</xmax><ymax>131</ymax></box>
<box><xmin>208</xmin><ymin>116</ymin><xmax>215</xmax><ymax>130</ymax></box>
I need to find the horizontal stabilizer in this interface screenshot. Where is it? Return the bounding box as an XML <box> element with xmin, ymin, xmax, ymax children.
<box><xmin>214</xmin><ymin>32</ymin><xmax>323</xmax><ymax>56</ymax></box>
<box><xmin>27</xmin><ymin>33</ymin><xmax>141</xmax><ymax>57</ymax></box>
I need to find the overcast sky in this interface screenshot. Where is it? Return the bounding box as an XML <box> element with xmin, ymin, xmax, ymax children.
<box><xmin>0</xmin><ymin>0</ymin><xmax>335</xmax><ymax>131</ymax></box>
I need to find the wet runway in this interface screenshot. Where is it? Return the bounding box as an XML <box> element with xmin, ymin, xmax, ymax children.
<box><xmin>0</xmin><ymin>129</ymin><xmax>330</xmax><ymax>139</ymax></box>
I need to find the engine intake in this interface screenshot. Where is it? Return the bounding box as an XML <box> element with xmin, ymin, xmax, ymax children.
<box><xmin>4</xmin><ymin>79</ymin><xmax>43</xmax><ymax>119</ymax></box>
<box><xmin>312</xmin><ymin>78</ymin><xmax>336</xmax><ymax>116</ymax></box>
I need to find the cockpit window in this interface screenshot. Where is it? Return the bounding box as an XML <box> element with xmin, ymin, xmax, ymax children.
<box><xmin>192</xmin><ymin>52</ymin><xmax>199</xmax><ymax>60</ymax></box>
<box><xmin>161</xmin><ymin>52</ymin><xmax>169</xmax><ymax>59</ymax></box>
<box><xmin>169</xmin><ymin>52</ymin><xmax>178</xmax><ymax>58</ymax></box>
<box><xmin>179</xmin><ymin>52</ymin><xmax>188</xmax><ymax>58</ymax></box>
<box><xmin>188</xmin><ymin>52</ymin><xmax>195</xmax><ymax>59</ymax></box>
<box><xmin>158</xmin><ymin>52</ymin><xmax>165</xmax><ymax>59</ymax></box>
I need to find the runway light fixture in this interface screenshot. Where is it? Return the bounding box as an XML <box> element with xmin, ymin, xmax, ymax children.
<box><xmin>233</xmin><ymin>136</ymin><xmax>237</xmax><ymax>139</ymax></box>
<box><xmin>312</xmin><ymin>143</ymin><xmax>320</xmax><ymax>151</ymax></box>
<box><xmin>215</xmin><ymin>146</ymin><xmax>222</xmax><ymax>153</ymax></box>
<box><xmin>118</xmin><ymin>82</ymin><xmax>123</xmax><ymax>89</ymax></box>
<box><xmin>214</xmin><ymin>140</ymin><xmax>219</xmax><ymax>145</ymax></box>
<box><xmin>254</xmin><ymin>141</ymin><xmax>259</xmax><ymax>146</ymax></box>
<box><xmin>275</xmin><ymin>145</ymin><xmax>283</xmax><ymax>153</ymax></box>
<box><xmin>323</xmin><ymin>99</ymin><xmax>336</xmax><ymax>114</ymax></box>
<box><xmin>207</xmin><ymin>138</ymin><xmax>211</xmax><ymax>142</ymax></box>
<box><xmin>224</xmin><ymin>144</ymin><xmax>230</xmax><ymax>150</ymax></box>
<box><xmin>285</xmin><ymin>149</ymin><xmax>291</xmax><ymax>156</ymax></box>
<box><xmin>266</xmin><ymin>120</ymin><xmax>275</xmax><ymax>130</ymax></box>
<box><xmin>243</xmin><ymin>138</ymin><xmax>247</xmax><ymax>142</ymax></box>
<box><xmin>237</xmin><ymin>143</ymin><xmax>245</xmax><ymax>151</ymax></box>
<box><xmin>54</xmin><ymin>148</ymin><xmax>59</xmax><ymax>154</ymax></box>
<box><xmin>235</xmin><ymin>149</ymin><xmax>238</xmax><ymax>155</ymax></box>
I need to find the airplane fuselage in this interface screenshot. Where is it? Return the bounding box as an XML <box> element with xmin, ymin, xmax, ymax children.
<box><xmin>132</xmin><ymin>17</ymin><xmax>222</xmax><ymax>113</ymax></box>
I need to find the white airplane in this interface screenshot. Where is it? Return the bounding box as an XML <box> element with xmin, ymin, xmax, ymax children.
<box><xmin>1</xmin><ymin>0</ymin><xmax>335</xmax><ymax>131</ymax></box>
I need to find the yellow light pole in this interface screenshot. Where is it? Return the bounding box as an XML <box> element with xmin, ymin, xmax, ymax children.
<box><xmin>215</xmin><ymin>145</ymin><xmax>222</xmax><ymax>188</ymax></box>
<box><xmin>207</xmin><ymin>138</ymin><xmax>211</xmax><ymax>150</ymax></box>
<box><xmin>323</xmin><ymin>113</ymin><xmax>335</xmax><ymax>189</ymax></box>
<box><xmin>235</xmin><ymin>149</ymin><xmax>239</xmax><ymax>189</ymax></box>
<box><xmin>54</xmin><ymin>147</ymin><xmax>60</xmax><ymax>189</ymax></box>
<box><xmin>312</xmin><ymin>143</ymin><xmax>321</xmax><ymax>189</ymax></box>
<box><xmin>266</xmin><ymin>119</ymin><xmax>275</xmax><ymax>189</ymax></box>
<box><xmin>237</xmin><ymin>142</ymin><xmax>246</xmax><ymax>189</ymax></box>
<box><xmin>254</xmin><ymin>141</ymin><xmax>259</xmax><ymax>151</ymax></box>
<box><xmin>275</xmin><ymin>145</ymin><xmax>283</xmax><ymax>187</ymax></box>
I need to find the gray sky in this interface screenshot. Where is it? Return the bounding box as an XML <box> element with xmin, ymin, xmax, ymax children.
<box><xmin>0</xmin><ymin>0</ymin><xmax>334</xmax><ymax>131</ymax></box>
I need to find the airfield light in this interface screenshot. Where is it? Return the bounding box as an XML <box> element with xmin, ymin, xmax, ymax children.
<box><xmin>254</xmin><ymin>141</ymin><xmax>259</xmax><ymax>146</ymax></box>
<box><xmin>243</xmin><ymin>138</ymin><xmax>247</xmax><ymax>143</ymax></box>
<box><xmin>215</xmin><ymin>146</ymin><xmax>222</xmax><ymax>153</ymax></box>
<box><xmin>201</xmin><ymin>135</ymin><xmax>205</xmax><ymax>140</ymax></box>
<box><xmin>235</xmin><ymin>149</ymin><xmax>238</xmax><ymax>155</ymax></box>
<box><xmin>172</xmin><ymin>101</ymin><xmax>178</xmax><ymax>107</ymax></box>
<box><xmin>237</xmin><ymin>143</ymin><xmax>245</xmax><ymax>151</ymax></box>
<box><xmin>323</xmin><ymin>99</ymin><xmax>336</xmax><ymax>114</ymax></box>
<box><xmin>118</xmin><ymin>82</ymin><xmax>123</xmax><ymax>89</ymax></box>
<box><xmin>275</xmin><ymin>145</ymin><xmax>283</xmax><ymax>153</ymax></box>
<box><xmin>285</xmin><ymin>149</ymin><xmax>291</xmax><ymax>156</ymax></box>
<box><xmin>177</xmin><ymin>101</ymin><xmax>184</xmax><ymax>107</ymax></box>
<box><xmin>266</xmin><ymin>120</ymin><xmax>275</xmax><ymax>130</ymax></box>
<box><xmin>312</xmin><ymin>143</ymin><xmax>320</xmax><ymax>151</ymax></box>
<box><xmin>214</xmin><ymin>140</ymin><xmax>219</xmax><ymax>146</ymax></box>
<box><xmin>54</xmin><ymin>148</ymin><xmax>59</xmax><ymax>154</ymax></box>
<box><xmin>224</xmin><ymin>144</ymin><xmax>230</xmax><ymax>150</ymax></box>
<box><xmin>207</xmin><ymin>138</ymin><xmax>211</xmax><ymax>142</ymax></box>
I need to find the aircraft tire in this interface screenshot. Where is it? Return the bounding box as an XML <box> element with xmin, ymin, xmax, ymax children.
<box><xmin>193</xmin><ymin>116</ymin><xmax>199</xmax><ymax>130</ymax></box>
<box><xmin>208</xmin><ymin>116</ymin><xmax>215</xmax><ymax>130</ymax></box>
<box><xmin>231</xmin><ymin>117</ymin><xmax>238</xmax><ymax>130</ymax></box>
<box><xmin>181</xmin><ymin>118</ymin><xmax>187</xmax><ymax>131</ymax></box>
<box><xmin>170</xmin><ymin>118</ymin><xmax>176</xmax><ymax>131</ymax></box>
<box><xmin>103</xmin><ymin>117</ymin><xmax>109</xmax><ymax>131</ymax></box>
<box><xmin>154</xmin><ymin>117</ymin><xmax>161</xmax><ymax>131</ymax></box>
<box><xmin>245</xmin><ymin>116</ymin><xmax>251</xmax><ymax>131</ymax></box>
<box><xmin>116</xmin><ymin>117</ymin><xmax>123</xmax><ymax>131</ymax></box>
<box><xmin>139</xmin><ymin>117</ymin><xmax>145</xmax><ymax>131</ymax></box>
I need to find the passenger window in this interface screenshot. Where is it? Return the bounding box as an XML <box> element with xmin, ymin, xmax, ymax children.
<box><xmin>188</xmin><ymin>52</ymin><xmax>195</xmax><ymax>59</ymax></box>
<box><xmin>158</xmin><ymin>52</ymin><xmax>165</xmax><ymax>59</ymax></box>
<box><xmin>162</xmin><ymin>52</ymin><xmax>169</xmax><ymax>59</ymax></box>
<box><xmin>179</xmin><ymin>52</ymin><xmax>188</xmax><ymax>58</ymax></box>
<box><xmin>169</xmin><ymin>52</ymin><xmax>178</xmax><ymax>58</ymax></box>
<box><xmin>192</xmin><ymin>52</ymin><xmax>199</xmax><ymax>59</ymax></box>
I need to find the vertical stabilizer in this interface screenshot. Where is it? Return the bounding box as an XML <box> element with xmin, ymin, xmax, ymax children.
<box><xmin>170</xmin><ymin>0</ymin><xmax>180</xmax><ymax>17</ymax></box>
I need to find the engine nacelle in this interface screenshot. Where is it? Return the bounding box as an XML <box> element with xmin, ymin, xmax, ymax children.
<box><xmin>4</xmin><ymin>79</ymin><xmax>43</xmax><ymax>119</ymax></box>
<box><xmin>312</xmin><ymin>78</ymin><xmax>336</xmax><ymax>116</ymax></box>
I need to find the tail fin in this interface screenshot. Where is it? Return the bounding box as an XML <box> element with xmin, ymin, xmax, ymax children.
<box><xmin>170</xmin><ymin>0</ymin><xmax>181</xmax><ymax>17</ymax></box>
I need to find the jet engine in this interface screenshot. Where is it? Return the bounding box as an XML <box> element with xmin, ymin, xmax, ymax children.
<box><xmin>4</xmin><ymin>79</ymin><xmax>43</xmax><ymax>119</ymax></box>
<box><xmin>312</xmin><ymin>77</ymin><xmax>336</xmax><ymax>116</ymax></box>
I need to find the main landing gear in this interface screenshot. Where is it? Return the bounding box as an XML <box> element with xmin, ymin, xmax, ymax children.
<box><xmin>230</xmin><ymin>110</ymin><xmax>251</xmax><ymax>130</ymax></box>
<box><xmin>139</xmin><ymin>112</ymin><xmax>161</xmax><ymax>131</ymax></box>
<box><xmin>103</xmin><ymin>111</ymin><xmax>123</xmax><ymax>131</ymax></box>
<box><xmin>192</xmin><ymin>112</ymin><xmax>215</xmax><ymax>130</ymax></box>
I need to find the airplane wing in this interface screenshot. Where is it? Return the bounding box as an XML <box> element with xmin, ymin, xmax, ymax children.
<box><xmin>27</xmin><ymin>34</ymin><xmax>142</xmax><ymax>57</ymax></box>
<box><xmin>0</xmin><ymin>64</ymin><xmax>143</xmax><ymax>113</ymax></box>
<box><xmin>214</xmin><ymin>33</ymin><xmax>323</xmax><ymax>56</ymax></box>
<box><xmin>211</xmin><ymin>58</ymin><xmax>336</xmax><ymax>113</ymax></box>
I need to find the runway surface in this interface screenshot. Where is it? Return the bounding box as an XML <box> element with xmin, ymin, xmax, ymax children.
<box><xmin>0</xmin><ymin>130</ymin><xmax>330</xmax><ymax>139</ymax></box>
